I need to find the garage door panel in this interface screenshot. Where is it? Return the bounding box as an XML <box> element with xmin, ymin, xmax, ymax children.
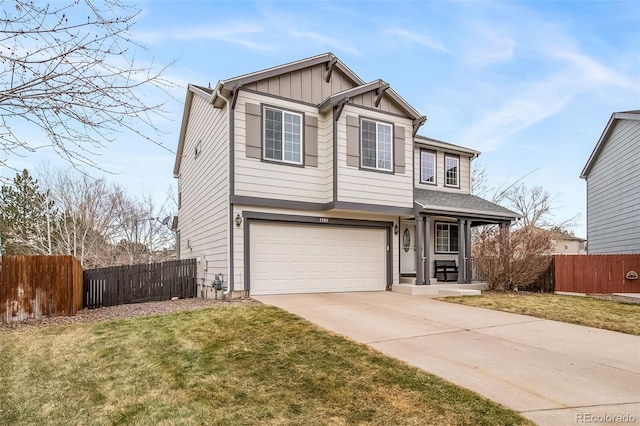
<box><xmin>250</xmin><ymin>223</ymin><xmax>386</xmax><ymax>295</ymax></box>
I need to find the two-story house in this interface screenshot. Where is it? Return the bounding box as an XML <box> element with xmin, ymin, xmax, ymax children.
<box><xmin>580</xmin><ymin>110</ymin><xmax>639</xmax><ymax>254</ymax></box>
<box><xmin>173</xmin><ymin>53</ymin><xmax>518</xmax><ymax>297</ymax></box>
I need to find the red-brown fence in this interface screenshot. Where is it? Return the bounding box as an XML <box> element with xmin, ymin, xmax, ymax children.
<box><xmin>83</xmin><ymin>258</ymin><xmax>197</xmax><ymax>309</ymax></box>
<box><xmin>0</xmin><ymin>255</ymin><xmax>83</xmax><ymax>323</ymax></box>
<box><xmin>555</xmin><ymin>254</ymin><xmax>640</xmax><ymax>294</ymax></box>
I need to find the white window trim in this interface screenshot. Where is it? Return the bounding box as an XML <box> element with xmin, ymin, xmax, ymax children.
<box><xmin>360</xmin><ymin>118</ymin><xmax>394</xmax><ymax>172</ymax></box>
<box><xmin>420</xmin><ymin>149</ymin><xmax>436</xmax><ymax>184</ymax></box>
<box><xmin>263</xmin><ymin>106</ymin><xmax>304</xmax><ymax>165</ymax></box>
<box><xmin>444</xmin><ymin>154</ymin><xmax>460</xmax><ymax>188</ymax></box>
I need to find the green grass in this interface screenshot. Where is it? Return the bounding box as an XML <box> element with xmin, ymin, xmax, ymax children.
<box><xmin>442</xmin><ymin>293</ymin><xmax>640</xmax><ymax>335</ymax></box>
<box><xmin>0</xmin><ymin>304</ymin><xmax>532</xmax><ymax>425</ymax></box>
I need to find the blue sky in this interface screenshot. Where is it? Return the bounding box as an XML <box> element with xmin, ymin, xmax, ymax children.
<box><xmin>5</xmin><ymin>0</ymin><xmax>640</xmax><ymax>237</ymax></box>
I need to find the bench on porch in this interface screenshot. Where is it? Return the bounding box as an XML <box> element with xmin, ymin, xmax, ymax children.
<box><xmin>434</xmin><ymin>260</ymin><xmax>458</xmax><ymax>282</ymax></box>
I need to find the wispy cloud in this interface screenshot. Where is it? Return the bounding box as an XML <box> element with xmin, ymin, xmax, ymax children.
<box><xmin>552</xmin><ymin>50</ymin><xmax>637</xmax><ymax>89</ymax></box>
<box><xmin>384</xmin><ymin>28</ymin><xmax>449</xmax><ymax>53</ymax></box>
<box><xmin>289</xmin><ymin>30</ymin><xmax>361</xmax><ymax>56</ymax></box>
<box><xmin>460</xmin><ymin>47</ymin><xmax>635</xmax><ymax>152</ymax></box>
<box><xmin>132</xmin><ymin>22</ymin><xmax>278</xmax><ymax>53</ymax></box>
<box><xmin>460</xmin><ymin>80</ymin><xmax>572</xmax><ymax>152</ymax></box>
<box><xmin>462</xmin><ymin>25</ymin><xmax>515</xmax><ymax>67</ymax></box>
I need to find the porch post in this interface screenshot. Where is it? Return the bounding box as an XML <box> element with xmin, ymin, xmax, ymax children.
<box><xmin>424</xmin><ymin>215</ymin><xmax>430</xmax><ymax>284</ymax></box>
<box><xmin>457</xmin><ymin>218</ymin><xmax>466</xmax><ymax>284</ymax></box>
<box><xmin>465</xmin><ymin>220</ymin><xmax>472</xmax><ymax>283</ymax></box>
<box><xmin>416</xmin><ymin>215</ymin><xmax>424</xmax><ymax>285</ymax></box>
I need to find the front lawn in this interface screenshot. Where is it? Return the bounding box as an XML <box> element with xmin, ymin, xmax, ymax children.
<box><xmin>0</xmin><ymin>304</ymin><xmax>531</xmax><ymax>425</ymax></box>
<box><xmin>442</xmin><ymin>293</ymin><xmax>640</xmax><ymax>335</ymax></box>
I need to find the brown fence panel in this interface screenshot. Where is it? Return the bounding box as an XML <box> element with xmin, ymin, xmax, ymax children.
<box><xmin>0</xmin><ymin>255</ymin><xmax>83</xmax><ymax>323</ymax></box>
<box><xmin>83</xmin><ymin>258</ymin><xmax>197</xmax><ymax>309</ymax></box>
<box><xmin>554</xmin><ymin>254</ymin><xmax>640</xmax><ymax>294</ymax></box>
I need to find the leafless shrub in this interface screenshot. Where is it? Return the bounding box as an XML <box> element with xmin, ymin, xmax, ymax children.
<box><xmin>473</xmin><ymin>225</ymin><xmax>553</xmax><ymax>291</ymax></box>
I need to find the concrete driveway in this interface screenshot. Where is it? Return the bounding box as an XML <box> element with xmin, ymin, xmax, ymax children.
<box><xmin>254</xmin><ymin>291</ymin><xmax>640</xmax><ymax>426</ymax></box>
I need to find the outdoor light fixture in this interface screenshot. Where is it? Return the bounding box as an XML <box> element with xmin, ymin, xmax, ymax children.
<box><xmin>393</xmin><ymin>224</ymin><xmax>399</xmax><ymax>235</ymax></box>
<box><xmin>235</xmin><ymin>214</ymin><xmax>242</xmax><ymax>227</ymax></box>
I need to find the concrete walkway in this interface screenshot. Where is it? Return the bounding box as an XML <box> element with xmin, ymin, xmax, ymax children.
<box><xmin>254</xmin><ymin>291</ymin><xmax>640</xmax><ymax>426</ymax></box>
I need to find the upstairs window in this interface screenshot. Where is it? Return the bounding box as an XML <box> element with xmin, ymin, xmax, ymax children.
<box><xmin>361</xmin><ymin>118</ymin><xmax>393</xmax><ymax>172</ymax></box>
<box><xmin>420</xmin><ymin>150</ymin><xmax>436</xmax><ymax>184</ymax></box>
<box><xmin>263</xmin><ymin>106</ymin><xmax>303</xmax><ymax>165</ymax></box>
<box><xmin>435</xmin><ymin>222</ymin><xmax>459</xmax><ymax>253</ymax></box>
<box><xmin>445</xmin><ymin>154</ymin><xmax>459</xmax><ymax>187</ymax></box>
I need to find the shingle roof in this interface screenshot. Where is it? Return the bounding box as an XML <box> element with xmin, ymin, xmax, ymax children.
<box><xmin>414</xmin><ymin>187</ymin><xmax>520</xmax><ymax>221</ymax></box>
<box><xmin>415</xmin><ymin>135</ymin><xmax>480</xmax><ymax>157</ymax></box>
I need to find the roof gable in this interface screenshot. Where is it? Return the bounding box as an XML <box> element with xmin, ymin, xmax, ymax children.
<box><xmin>580</xmin><ymin>110</ymin><xmax>640</xmax><ymax>178</ymax></box>
<box><xmin>221</xmin><ymin>53</ymin><xmax>364</xmax><ymax>90</ymax></box>
<box><xmin>318</xmin><ymin>79</ymin><xmax>423</xmax><ymax>121</ymax></box>
<box><xmin>210</xmin><ymin>53</ymin><xmax>365</xmax><ymax>106</ymax></box>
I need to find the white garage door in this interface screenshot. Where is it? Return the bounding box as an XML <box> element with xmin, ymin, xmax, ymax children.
<box><xmin>250</xmin><ymin>223</ymin><xmax>387</xmax><ymax>295</ymax></box>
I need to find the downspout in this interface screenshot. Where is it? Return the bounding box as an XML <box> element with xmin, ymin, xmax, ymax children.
<box><xmin>214</xmin><ymin>88</ymin><xmax>234</xmax><ymax>297</ymax></box>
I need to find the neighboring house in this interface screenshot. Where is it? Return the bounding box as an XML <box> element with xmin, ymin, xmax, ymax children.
<box><xmin>522</xmin><ymin>227</ymin><xmax>587</xmax><ymax>255</ymax></box>
<box><xmin>173</xmin><ymin>53</ymin><xmax>519</xmax><ymax>297</ymax></box>
<box><xmin>550</xmin><ymin>231</ymin><xmax>586</xmax><ymax>255</ymax></box>
<box><xmin>580</xmin><ymin>111</ymin><xmax>640</xmax><ymax>254</ymax></box>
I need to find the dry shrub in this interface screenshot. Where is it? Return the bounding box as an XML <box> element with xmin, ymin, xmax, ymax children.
<box><xmin>473</xmin><ymin>226</ymin><xmax>552</xmax><ymax>291</ymax></box>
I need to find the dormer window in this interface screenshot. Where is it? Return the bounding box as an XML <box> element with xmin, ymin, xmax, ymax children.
<box><xmin>263</xmin><ymin>106</ymin><xmax>303</xmax><ymax>165</ymax></box>
<box><xmin>445</xmin><ymin>154</ymin><xmax>459</xmax><ymax>187</ymax></box>
<box><xmin>361</xmin><ymin>118</ymin><xmax>393</xmax><ymax>172</ymax></box>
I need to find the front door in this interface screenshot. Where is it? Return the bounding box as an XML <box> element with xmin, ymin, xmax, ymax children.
<box><xmin>400</xmin><ymin>222</ymin><xmax>416</xmax><ymax>274</ymax></box>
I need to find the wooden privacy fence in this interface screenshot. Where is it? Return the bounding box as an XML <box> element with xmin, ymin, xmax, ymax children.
<box><xmin>83</xmin><ymin>258</ymin><xmax>197</xmax><ymax>309</ymax></box>
<box><xmin>555</xmin><ymin>254</ymin><xmax>640</xmax><ymax>294</ymax></box>
<box><xmin>0</xmin><ymin>255</ymin><xmax>83</xmax><ymax>323</ymax></box>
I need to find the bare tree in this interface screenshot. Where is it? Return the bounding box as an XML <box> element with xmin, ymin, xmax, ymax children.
<box><xmin>112</xmin><ymin>191</ymin><xmax>175</xmax><ymax>265</ymax></box>
<box><xmin>504</xmin><ymin>183</ymin><xmax>552</xmax><ymax>229</ymax></box>
<box><xmin>471</xmin><ymin>161</ymin><xmax>489</xmax><ymax>199</ymax></box>
<box><xmin>504</xmin><ymin>183</ymin><xmax>579</xmax><ymax>230</ymax></box>
<box><xmin>471</xmin><ymin>163</ymin><xmax>578</xmax><ymax>231</ymax></box>
<box><xmin>37</xmin><ymin>166</ymin><xmax>175</xmax><ymax>268</ymax></box>
<box><xmin>0</xmin><ymin>0</ymin><xmax>175</xmax><ymax>170</ymax></box>
<box><xmin>42</xmin><ymin>168</ymin><xmax>123</xmax><ymax>267</ymax></box>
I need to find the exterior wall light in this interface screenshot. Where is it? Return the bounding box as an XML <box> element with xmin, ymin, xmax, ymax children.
<box><xmin>235</xmin><ymin>214</ymin><xmax>243</xmax><ymax>227</ymax></box>
<box><xmin>393</xmin><ymin>224</ymin><xmax>399</xmax><ymax>235</ymax></box>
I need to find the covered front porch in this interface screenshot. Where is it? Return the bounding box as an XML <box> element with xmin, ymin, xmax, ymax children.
<box><xmin>397</xmin><ymin>188</ymin><xmax>520</xmax><ymax>287</ymax></box>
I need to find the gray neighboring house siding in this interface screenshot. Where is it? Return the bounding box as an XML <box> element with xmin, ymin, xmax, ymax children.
<box><xmin>581</xmin><ymin>111</ymin><xmax>640</xmax><ymax>254</ymax></box>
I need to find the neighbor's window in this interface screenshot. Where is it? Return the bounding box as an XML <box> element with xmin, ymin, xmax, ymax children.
<box><xmin>420</xmin><ymin>150</ymin><xmax>436</xmax><ymax>184</ymax></box>
<box><xmin>445</xmin><ymin>154</ymin><xmax>459</xmax><ymax>187</ymax></box>
<box><xmin>435</xmin><ymin>222</ymin><xmax>459</xmax><ymax>253</ymax></box>
<box><xmin>264</xmin><ymin>106</ymin><xmax>303</xmax><ymax>164</ymax></box>
<box><xmin>361</xmin><ymin>118</ymin><xmax>393</xmax><ymax>172</ymax></box>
